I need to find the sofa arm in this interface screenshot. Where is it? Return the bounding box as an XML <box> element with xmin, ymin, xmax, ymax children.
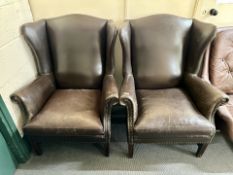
<box><xmin>11</xmin><ymin>75</ymin><xmax>55</xmax><ymax>120</ymax></box>
<box><xmin>184</xmin><ymin>73</ymin><xmax>229</xmax><ymax>121</ymax></box>
<box><xmin>120</xmin><ymin>75</ymin><xmax>138</xmax><ymax>124</ymax></box>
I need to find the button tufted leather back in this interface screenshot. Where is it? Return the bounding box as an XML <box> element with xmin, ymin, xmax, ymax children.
<box><xmin>209</xmin><ymin>28</ymin><xmax>233</xmax><ymax>94</ymax></box>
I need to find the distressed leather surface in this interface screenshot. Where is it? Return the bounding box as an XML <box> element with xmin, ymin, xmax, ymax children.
<box><xmin>11</xmin><ymin>75</ymin><xmax>55</xmax><ymax>121</ymax></box>
<box><xmin>184</xmin><ymin>73</ymin><xmax>229</xmax><ymax>120</ymax></box>
<box><xmin>134</xmin><ymin>89</ymin><xmax>215</xmax><ymax>139</ymax></box>
<box><xmin>24</xmin><ymin>90</ymin><xmax>104</xmax><ymax>136</ymax></box>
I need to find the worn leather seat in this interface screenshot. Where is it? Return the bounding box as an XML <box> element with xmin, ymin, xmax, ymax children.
<box><xmin>202</xmin><ymin>27</ymin><xmax>233</xmax><ymax>141</ymax></box>
<box><xmin>11</xmin><ymin>14</ymin><xmax>118</xmax><ymax>156</ymax></box>
<box><xmin>134</xmin><ymin>89</ymin><xmax>215</xmax><ymax>139</ymax></box>
<box><xmin>119</xmin><ymin>14</ymin><xmax>229</xmax><ymax>158</ymax></box>
<box><xmin>24</xmin><ymin>90</ymin><xmax>104</xmax><ymax>136</ymax></box>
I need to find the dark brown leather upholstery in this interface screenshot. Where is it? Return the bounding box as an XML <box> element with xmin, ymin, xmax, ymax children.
<box><xmin>201</xmin><ymin>27</ymin><xmax>233</xmax><ymax>141</ymax></box>
<box><xmin>134</xmin><ymin>89</ymin><xmax>215</xmax><ymax>139</ymax></box>
<box><xmin>47</xmin><ymin>15</ymin><xmax>106</xmax><ymax>88</ymax></box>
<box><xmin>24</xmin><ymin>90</ymin><xmax>103</xmax><ymax>136</ymax></box>
<box><xmin>11</xmin><ymin>75</ymin><xmax>55</xmax><ymax>120</ymax></box>
<box><xmin>130</xmin><ymin>15</ymin><xmax>192</xmax><ymax>89</ymax></box>
<box><xmin>119</xmin><ymin>14</ymin><xmax>229</xmax><ymax>158</ymax></box>
<box><xmin>11</xmin><ymin>14</ymin><xmax>118</xmax><ymax>156</ymax></box>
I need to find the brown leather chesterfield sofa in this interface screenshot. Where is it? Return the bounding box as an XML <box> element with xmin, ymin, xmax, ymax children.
<box><xmin>119</xmin><ymin>14</ymin><xmax>229</xmax><ymax>158</ymax></box>
<box><xmin>11</xmin><ymin>14</ymin><xmax>118</xmax><ymax>156</ymax></box>
<box><xmin>202</xmin><ymin>27</ymin><xmax>233</xmax><ymax>141</ymax></box>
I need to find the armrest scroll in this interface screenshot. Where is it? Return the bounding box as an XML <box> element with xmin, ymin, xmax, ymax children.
<box><xmin>184</xmin><ymin>73</ymin><xmax>229</xmax><ymax>121</ymax></box>
<box><xmin>11</xmin><ymin>75</ymin><xmax>55</xmax><ymax>120</ymax></box>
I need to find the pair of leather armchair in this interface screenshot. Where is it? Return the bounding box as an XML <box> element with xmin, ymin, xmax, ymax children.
<box><xmin>11</xmin><ymin>14</ymin><xmax>228</xmax><ymax>158</ymax></box>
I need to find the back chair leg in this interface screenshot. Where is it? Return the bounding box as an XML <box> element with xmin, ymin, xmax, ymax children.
<box><xmin>30</xmin><ymin>140</ymin><xmax>43</xmax><ymax>156</ymax></box>
<box><xmin>196</xmin><ymin>143</ymin><xmax>209</xmax><ymax>157</ymax></box>
<box><xmin>104</xmin><ymin>142</ymin><xmax>110</xmax><ymax>157</ymax></box>
<box><xmin>128</xmin><ymin>143</ymin><xmax>134</xmax><ymax>158</ymax></box>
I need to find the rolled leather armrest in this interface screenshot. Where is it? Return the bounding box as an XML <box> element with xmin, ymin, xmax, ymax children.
<box><xmin>101</xmin><ymin>75</ymin><xmax>118</xmax><ymax>133</ymax></box>
<box><xmin>102</xmin><ymin>75</ymin><xmax>118</xmax><ymax>105</ymax></box>
<box><xmin>120</xmin><ymin>75</ymin><xmax>138</xmax><ymax>123</ymax></box>
<box><xmin>184</xmin><ymin>73</ymin><xmax>229</xmax><ymax>121</ymax></box>
<box><xmin>11</xmin><ymin>75</ymin><xmax>55</xmax><ymax>120</ymax></box>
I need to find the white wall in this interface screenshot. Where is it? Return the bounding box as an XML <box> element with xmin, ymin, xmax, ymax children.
<box><xmin>0</xmin><ymin>0</ymin><xmax>37</xmax><ymax>134</ymax></box>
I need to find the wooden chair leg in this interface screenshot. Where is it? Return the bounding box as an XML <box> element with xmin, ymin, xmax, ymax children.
<box><xmin>30</xmin><ymin>140</ymin><xmax>43</xmax><ymax>156</ymax></box>
<box><xmin>104</xmin><ymin>142</ymin><xmax>110</xmax><ymax>157</ymax></box>
<box><xmin>128</xmin><ymin>143</ymin><xmax>134</xmax><ymax>158</ymax></box>
<box><xmin>196</xmin><ymin>143</ymin><xmax>208</xmax><ymax>157</ymax></box>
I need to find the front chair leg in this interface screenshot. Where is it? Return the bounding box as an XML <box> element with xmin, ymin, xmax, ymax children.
<box><xmin>104</xmin><ymin>142</ymin><xmax>110</xmax><ymax>157</ymax></box>
<box><xmin>196</xmin><ymin>143</ymin><xmax>209</xmax><ymax>157</ymax></box>
<box><xmin>128</xmin><ymin>143</ymin><xmax>134</xmax><ymax>158</ymax></box>
<box><xmin>30</xmin><ymin>140</ymin><xmax>43</xmax><ymax>156</ymax></box>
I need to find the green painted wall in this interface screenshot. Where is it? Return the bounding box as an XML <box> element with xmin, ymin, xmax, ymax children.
<box><xmin>0</xmin><ymin>95</ymin><xmax>30</xmax><ymax>163</ymax></box>
<box><xmin>0</xmin><ymin>132</ymin><xmax>16</xmax><ymax>175</ymax></box>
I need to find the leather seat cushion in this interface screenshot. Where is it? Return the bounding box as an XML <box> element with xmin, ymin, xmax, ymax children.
<box><xmin>134</xmin><ymin>89</ymin><xmax>215</xmax><ymax>139</ymax></box>
<box><xmin>209</xmin><ymin>29</ymin><xmax>233</xmax><ymax>93</ymax></box>
<box><xmin>23</xmin><ymin>89</ymin><xmax>104</xmax><ymax>136</ymax></box>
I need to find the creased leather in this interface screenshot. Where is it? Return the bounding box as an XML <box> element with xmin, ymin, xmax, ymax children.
<box><xmin>184</xmin><ymin>73</ymin><xmax>229</xmax><ymax>121</ymax></box>
<box><xmin>11</xmin><ymin>75</ymin><xmax>55</xmax><ymax>121</ymax></box>
<box><xmin>101</xmin><ymin>75</ymin><xmax>118</xmax><ymax>142</ymax></box>
<box><xmin>135</xmin><ymin>89</ymin><xmax>215</xmax><ymax>139</ymax></box>
<box><xmin>101</xmin><ymin>75</ymin><xmax>118</xmax><ymax>111</ymax></box>
<box><xmin>23</xmin><ymin>90</ymin><xmax>104</xmax><ymax>136</ymax></box>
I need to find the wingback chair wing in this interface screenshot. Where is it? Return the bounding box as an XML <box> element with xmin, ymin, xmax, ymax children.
<box><xmin>11</xmin><ymin>14</ymin><xmax>118</xmax><ymax>156</ymax></box>
<box><xmin>201</xmin><ymin>27</ymin><xmax>233</xmax><ymax>141</ymax></box>
<box><xmin>119</xmin><ymin>14</ymin><xmax>229</xmax><ymax>158</ymax></box>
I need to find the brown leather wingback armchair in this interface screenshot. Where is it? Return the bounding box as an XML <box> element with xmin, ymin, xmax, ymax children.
<box><xmin>119</xmin><ymin>14</ymin><xmax>229</xmax><ymax>158</ymax></box>
<box><xmin>11</xmin><ymin>14</ymin><xmax>118</xmax><ymax>156</ymax></box>
<box><xmin>202</xmin><ymin>27</ymin><xmax>233</xmax><ymax>142</ymax></box>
